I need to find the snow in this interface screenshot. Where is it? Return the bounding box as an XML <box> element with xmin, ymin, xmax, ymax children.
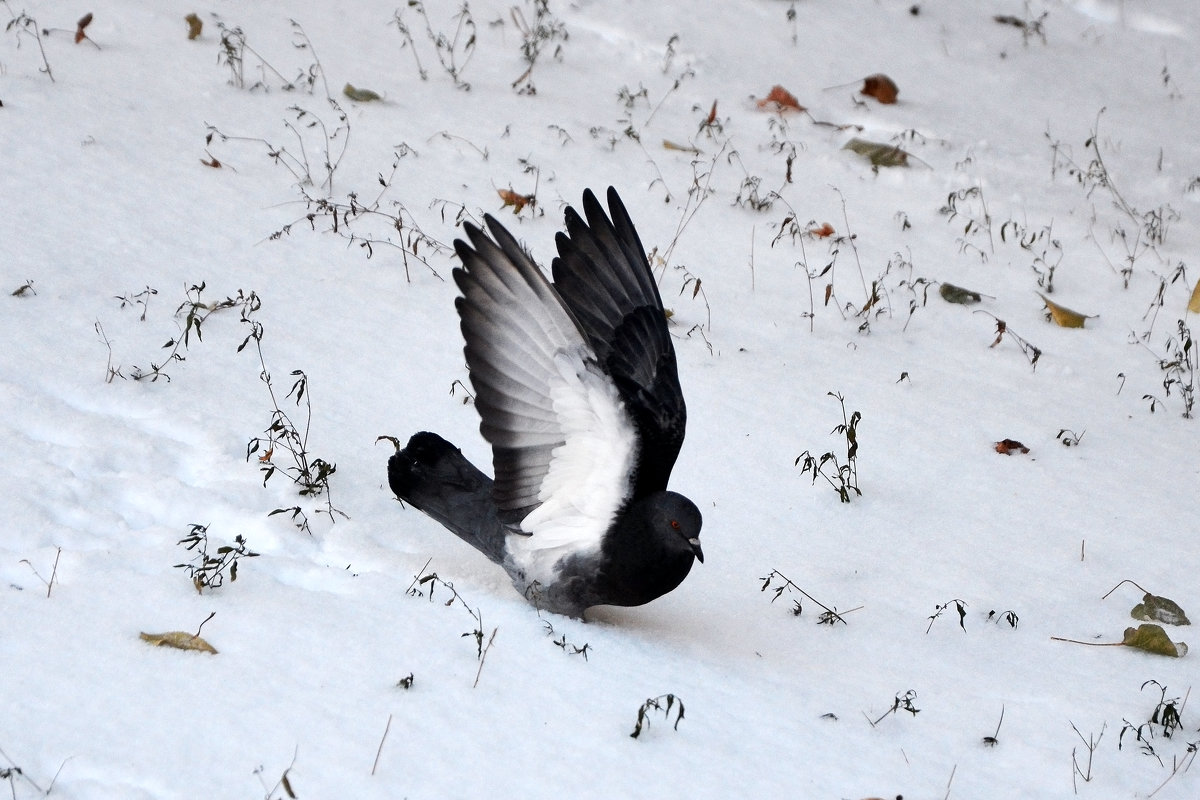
<box><xmin>2</xmin><ymin>1</ymin><xmax>1199</xmax><ymax>798</ymax></box>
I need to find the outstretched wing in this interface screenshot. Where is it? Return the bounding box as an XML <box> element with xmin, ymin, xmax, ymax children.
<box><xmin>550</xmin><ymin>187</ymin><xmax>686</xmax><ymax>497</ymax></box>
<box><xmin>453</xmin><ymin>216</ymin><xmax>637</xmax><ymax>557</ymax></box>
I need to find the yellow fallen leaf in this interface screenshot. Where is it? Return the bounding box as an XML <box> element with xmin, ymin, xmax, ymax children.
<box><xmin>1038</xmin><ymin>293</ymin><xmax>1093</xmax><ymax>328</ymax></box>
<box><xmin>1187</xmin><ymin>278</ymin><xmax>1200</xmax><ymax>314</ymax></box>
<box><xmin>662</xmin><ymin>140</ymin><xmax>700</xmax><ymax>154</ymax></box>
<box><xmin>140</xmin><ymin>631</ymin><xmax>218</xmax><ymax>654</ymax></box>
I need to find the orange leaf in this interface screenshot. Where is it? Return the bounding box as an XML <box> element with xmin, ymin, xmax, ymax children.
<box><xmin>75</xmin><ymin>12</ymin><xmax>93</xmax><ymax>44</ymax></box>
<box><xmin>808</xmin><ymin>222</ymin><xmax>835</xmax><ymax>238</ymax></box>
<box><xmin>756</xmin><ymin>85</ymin><xmax>805</xmax><ymax>113</ymax></box>
<box><xmin>861</xmin><ymin>74</ymin><xmax>899</xmax><ymax>104</ymax></box>
<box><xmin>497</xmin><ymin>188</ymin><xmax>535</xmax><ymax>214</ymax></box>
<box><xmin>705</xmin><ymin>100</ymin><xmax>718</xmax><ymax>126</ymax></box>
<box><xmin>994</xmin><ymin>439</ymin><xmax>1029</xmax><ymax>455</ymax></box>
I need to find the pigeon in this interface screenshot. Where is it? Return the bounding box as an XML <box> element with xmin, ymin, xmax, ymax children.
<box><xmin>388</xmin><ymin>187</ymin><xmax>703</xmax><ymax>618</ymax></box>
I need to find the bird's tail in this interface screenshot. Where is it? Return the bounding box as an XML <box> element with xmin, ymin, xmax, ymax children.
<box><xmin>387</xmin><ymin>432</ymin><xmax>508</xmax><ymax>564</ymax></box>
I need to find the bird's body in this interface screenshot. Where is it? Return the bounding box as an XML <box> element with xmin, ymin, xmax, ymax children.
<box><xmin>388</xmin><ymin>188</ymin><xmax>702</xmax><ymax>618</ymax></box>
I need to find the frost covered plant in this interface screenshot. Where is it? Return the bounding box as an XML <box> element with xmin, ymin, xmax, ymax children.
<box><xmin>795</xmin><ymin>392</ymin><xmax>862</xmax><ymax>503</ymax></box>
<box><xmin>2</xmin><ymin>2</ymin><xmax>54</xmax><ymax>81</ymax></box>
<box><xmin>511</xmin><ymin>0</ymin><xmax>568</xmax><ymax>94</ymax></box>
<box><xmin>392</xmin><ymin>1</ymin><xmax>477</xmax><ymax>90</ymax></box>
<box><xmin>1141</xmin><ymin>320</ymin><xmax>1196</xmax><ymax>418</ymax></box>
<box><xmin>759</xmin><ymin>569</ymin><xmax>853</xmax><ymax>624</ymax></box>
<box><xmin>630</xmin><ymin>694</ymin><xmax>685</xmax><ymax>739</ymax></box>
<box><xmin>124</xmin><ymin>283</ymin><xmax>260</xmax><ymax>383</ymax></box>
<box><xmin>174</xmin><ymin>523</ymin><xmax>259</xmax><ymax>593</ymax></box>
<box><xmin>866</xmin><ymin>689</ymin><xmax>920</xmax><ymax>727</ymax></box>
<box><xmin>240</xmin><ymin>321</ymin><xmax>346</xmax><ymax>533</ymax></box>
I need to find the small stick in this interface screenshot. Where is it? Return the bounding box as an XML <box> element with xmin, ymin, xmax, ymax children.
<box><xmin>473</xmin><ymin>627</ymin><xmax>498</xmax><ymax>688</ymax></box>
<box><xmin>1100</xmin><ymin>578</ymin><xmax>1150</xmax><ymax>600</ymax></box>
<box><xmin>371</xmin><ymin>713</ymin><xmax>393</xmax><ymax>776</ymax></box>
<box><xmin>1050</xmin><ymin>636</ymin><xmax>1124</xmax><ymax>647</ymax></box>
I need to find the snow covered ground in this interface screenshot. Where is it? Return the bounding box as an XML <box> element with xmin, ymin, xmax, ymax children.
<box><xmin>3</xmin><ymin>1</ymin><xmax>1199</xmax><ymax>797</ymax></box>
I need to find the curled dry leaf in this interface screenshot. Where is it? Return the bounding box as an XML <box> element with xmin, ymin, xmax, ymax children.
<box><xmin>756</xmin><ymin>85</ymin><xmax>805</xmax><ymax>113</ymax></box>
<box><xmin>75</xmin><ymin>12</ymin><xmax>93</xmax><ymax>44</ymax></box>
<box><xmin>939</xmin><ymin>282</ymin><xmax>982</xmax><ymax>305</ymax></box>
<box><xmin>185</xmin><ymin>13</ymin><xmax>203</xmax><ymax>40</ymax></box>
<box><xmin>497</xmin><ymin>188</ymin><xmax>535</xmax><ymax>214</ymax></box>
<box><xmin>1131</xmin><ymin>593</ymin><xmax>1190</xmax><ymax>626</ymax></box>
<box><xmin>842</xmin><ymin>138</ymin><xmax>910</xmax><ymax>168</ymax></box>
<box><xmin>994</xmin><ymin>439</ymin><xmax>1029</xmax><ymax>455</ymax></box>
<box><xmin>343</xmin><ymin>83</ymin><xmax>383</xmax><ymax>102</ymax></box>
<box><xmin>807</xmin><ymin>222</ymin><xmax>835</xmax><ymax>238</ymax></box>
<box><xmin>1038</xmin><ymin>293</ymin><xmax>1093</xmax><ymax>328</ymax></box>
<box><xmin>861</xmin><ymin>73</ymin><xmax>899</xmax><ymax>104</ymax></box>
<box><xmin>140</xmin><ymin>631</ymin><xmax>218</xmax><ymax>654</ymax></box>
<box><xmin>1122</xmin><ymin>623</ymin><xmax>1187</xmax><ymax>657</ymax></box>
<box><xmin>662</xmin><ymin>139</ymin><xmax>701</xmax><ymax>154</ymax></box>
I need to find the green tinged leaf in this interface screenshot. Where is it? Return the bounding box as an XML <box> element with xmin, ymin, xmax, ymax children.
<box><xmin>939</xmin><ymin>282</ymin><xmax>983</xmax><ymax>305</ymax></box>
<box><xmin>1122</xmin><ymin>623</ymin><xmax>1187</xmax><ymax>657</ymax></box>
<box><xmin>842</xmin><ymin>138</ymin><xmax>910</xmax><ymax>168</ymax></box>
<box><xmin>1131</xmin><ymin>593</ymin><xmax>1190</xmax><ymax>626</ymax></box>
<box><xmin>343</xmin><ymin>83</ymin><xmax>382</xmax><ymax>102</ymax></box>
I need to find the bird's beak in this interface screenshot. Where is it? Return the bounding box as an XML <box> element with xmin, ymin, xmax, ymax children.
<box><xmin>688</xmin><ymin>538</ymin><xmax>704</xmax><ymax>563</ymax></box>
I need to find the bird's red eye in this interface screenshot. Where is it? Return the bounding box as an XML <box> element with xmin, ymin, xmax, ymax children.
<box><xmin>670</xmin><ymin>519</ymin><xmax>680</xmax><ymax>530</ymax></box>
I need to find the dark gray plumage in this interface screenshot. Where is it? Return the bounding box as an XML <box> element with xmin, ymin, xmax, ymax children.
<box><xmin>388</xmin><ymin>188</ymin><xmax>702</xmax><ymax>618</ymax></box>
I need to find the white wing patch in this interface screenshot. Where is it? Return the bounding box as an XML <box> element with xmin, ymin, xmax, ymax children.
<box><xmin>506</xmin><ymin>347</ymin><xmax>636</xmax><ymax>581</ymax></box>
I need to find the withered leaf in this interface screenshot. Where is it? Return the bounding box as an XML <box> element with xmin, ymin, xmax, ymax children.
<box><xmin>1187</xmin><ymin>277</ymin><xmax>1200</xmax><ymax>314</ymax></box>
<box><xmin>185</xmin><ymin>13</ymin><xmax>203</xmax><ymax>40</ymax></box>
<box><xmin>140</xmin><ymin>631</ymin><xmax>218</xmax><ymax>654</ymax></box>
<box><xmin>1131</xmin><ymin>593</ymin><xmax>1190</xmax><ymax>626</ymax></box>
<box><xmin>1122</xmin><ymin>623</ymin><xmax>1188</xmax><ymax>657</ymax></box>
<box><xmin>939</xmin><ymin>282</ymin><xmax>982</xmax><ymax>305</ymax></box>
<box><xmin>1038</xmin><ymin>293</ymin><xmax>1093</xmax><ymax>328</ymax></box>
<box><xmin>994</xmin><ymin>439</ymin><xmax>1029</xmax><ymax>455</ymax></box>
<box><xmin>497</xmin><ymin>188</ymin><xmax>535</xmax><ymax>214</ymax></box>
<box><xmin>842</xmin><ymin>138</ymin><xmax>909</xmax><ymax>168</ymax></box>
<box><xmin>343</xmin><ymin>83</ymin><xmax>383</xmax><ymax>102</ymax></box>
<box><xmin>756</xmin><ymin>85</ymin><xmax>805</xmax><ymax>113</ymax></box>
<box><xmin>861</xmin><ymin>74</ymin><xmax>898</xmax><ymax>104</ymax></box>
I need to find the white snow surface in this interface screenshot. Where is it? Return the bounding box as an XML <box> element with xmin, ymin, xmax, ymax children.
<box><xmin>3</xmin><ymin>1</ymin><xmax>1200</xmax><ymax>798</ymax></box>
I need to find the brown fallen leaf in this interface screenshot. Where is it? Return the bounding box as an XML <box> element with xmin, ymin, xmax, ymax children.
<box><xmin>497</xmin><ymin>188</ymin><xmax>535</xmax><ymax>214</ymax></box>
<box><xmin>185</xmin><ymin>13</ymin><xmax>203</xmax><ymax>40</ymax></box>
<box><xmin>1038</xmin><ymin>293</ymin><xmax>1094</xmax><ymax>328</ymax></box>
<box><xmin>75</xmin><ymin>12</ymin><xmax>93</xmax><ymax>44</ymax></box>
<box><xmin>807</xmin><ymin>222</ymin><xmax>835</xmax><ymax>238</ymax></box>
<box><xmin>861</xmin><ymin>73</ymin><xmax>899</xmax><ymax>104</ymax></box>
<box><xmin>140</xmin><ymin>631</ymin><xmax>218</xmax><ymax>654</ymax></box>
<box><xmin>756</xmin><ymin>85</ymin><xmax>806</xmax><ymax>113</ymax></box>
<box><xmin>995</xmin><ymin>439</ymin><xmax>1029</xmax><ymax>455</ymax></box>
